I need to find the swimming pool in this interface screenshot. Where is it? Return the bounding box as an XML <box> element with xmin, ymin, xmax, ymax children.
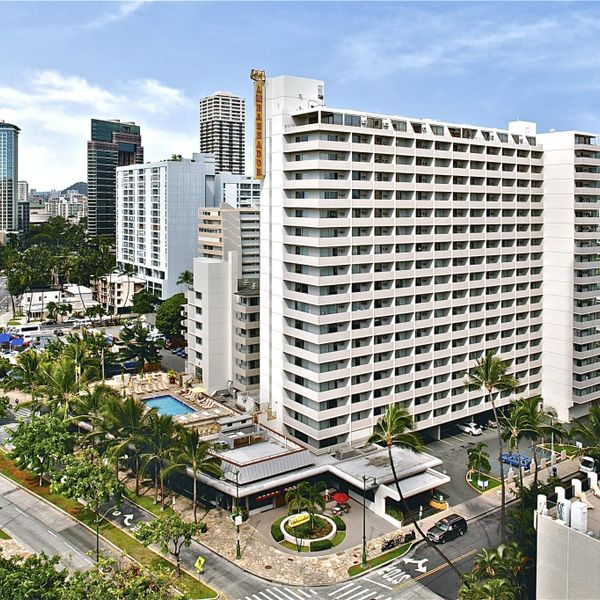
<box><xmin>145</xmin><ymin>395</ymin><xmax>194</xmax><ymax>417</ymax></box>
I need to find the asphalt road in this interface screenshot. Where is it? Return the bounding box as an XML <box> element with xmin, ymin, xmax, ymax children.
<box><xmin>105</xmin><ymin>497</ymin><xmax>442</xmax><ymax>600</ymax></box>
<box><xmin>0</xmin><ymin>474</ymin><xmax>116</xmax><ymax>571</ymax></box>
<box><xmin>397</xmin><ymin>508</ymin><xmax>502</xmax><ymax>600</ymax></box>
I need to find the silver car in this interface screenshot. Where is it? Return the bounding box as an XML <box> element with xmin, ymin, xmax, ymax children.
<box><xmin>457</xmin><ymin>422</ymin><xmax>483</xmax><ymax>436</ymax></box>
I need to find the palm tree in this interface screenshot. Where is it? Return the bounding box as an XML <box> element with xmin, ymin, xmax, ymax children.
<box><xmin>500</xmin><ymin>404</ymin><xmax>529</xmax><ymax>506</ymax></box>
<box><xmin>571</xmin><ymin>404</ymin><xmax>600</xmax><ymax>461</ymax></box>
<box><xmin>464</xmin><ymin>351</ymin><xmax>518</xmax><ymax>543</ymax></box>
<box><xmin>71</xmin><ymin>384</ymin><xmax>121</xmax><ymax>435</ymax></box>
<box><xmin>467</xmin><ymin>442</ymin><xmax>491</xmax><ymax>486</ymax></box>
<box><xmin>37</xmin><ymin>357</ymin><xmax>87</xmax><ymax>420</ymax></box>
<box><xmin>45</xmin><ymin>301</ymin><xmax>59</xmax><ymax>322</ymax></box>
<box><xmin>61</xmin><ymin>338</ymin><xmax>100</xmax><ymax>383</ymax></box>
<box><xmin>163</xmin><ymin>429</ymin><xmax>222</xmax><ymax>523</ymax></box>
<box><xmin>4</xmin><ymin>349</ymin><xmax>47</xmax><ymax>408</ymax></box>
<box><xmin>460</xmin><ymin>542</ymin><xmax>527</xmax><ymax>600</ymax></box>
<box><xmin>459</xmin><ymin>575</ymin><xmax>516</xmax><ymax>600</ymax></box>
<box><xmin>57</xmin><ymin>303</ymin><xmax>72</xmax><ymax>323</ymax></box>
<box><xmin>514</xmin><ymin>397</ymin><xmax>565</xmax><ymax>488</ymax></box>
<box><xmin>284</xmin><ymin>481</ymin><xmax>326</xmax><ymax>529</ymax></box>
<box><xmin>369</xmin><ymin>403</ymin><xmax>462</xmax><ymax>578</ymax></box>
<box><xmin>100</xmin><ymin>395</ymin><xmax>154</xmax><ymax>494</ymax></box>
<box><xmin>176</xmin><ymin>270</ymin><xmax>193</xmax><ymax>291</ymax></box>
<box><xmin>142</xmin><ymin>413</ymin><xmax>179</xmax><ymax>506</ymax></box>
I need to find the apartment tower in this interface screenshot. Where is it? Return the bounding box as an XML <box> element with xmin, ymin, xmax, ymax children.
<box><xmin>199</xmin><ymin>92</ymin><xmax>245</xmax><ymax>175</ymax></box>
<box><xmin>260</xmin><ymin>75</ymin><xmax>544</xmax><ymax>450</ymax></box>
<box><xmin>539</xmin><ymin>130</ymin><xmax>600</xmax><ymax>422</ymax></box>
<box><xmin>87</xmin><ymin>118</ymin><xmax>143</xmax><ymax>237</ymax></box>
<box><xmin>116</xmin><ymin>153</ymin><xmax>215</xmax><ymax>300</ymax></box>
<box><xmin>0</xmin><ymin>121</ymin><xmax>20</xmax><ymax>232</ymax></box>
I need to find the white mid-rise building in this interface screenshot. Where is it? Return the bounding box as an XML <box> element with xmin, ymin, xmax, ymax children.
<box><xmin>214</xmin><ymin>172</ymin><xmax>261</xmax><ymax>208</ymax></box>
<box><xmin>259</xmin><ymin>75</ymin><xmax>544</xmax><ymax>450</ymax></box>
<box><xmin>199</xmin><ymin>92</ymin><xmax>246</xmax><ymax>175</ymax></box>
<box><xmin>116</xmin><ymin>153</ymin><xmax>216</xmax><ymax>300</ymax></box>
<box><xmin>539</xmin><ymin>130</ymin><xmax>600</xmax><ymax>422</ymax></box>
<box><xmin>186</xmin><ymin>203</ymin><xmax>260</xmax><ymax>397</ymax></box>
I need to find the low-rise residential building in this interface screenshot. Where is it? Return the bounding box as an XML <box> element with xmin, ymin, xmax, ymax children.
<box><xmin>18</xmin><ymin>284</ymin><xmax>98</xmax><ymax>319</ymax></box>
<box><xmin>94</xmin><ymin>272</ymin><xmax>146</xmax><ymax>314</ymax></box>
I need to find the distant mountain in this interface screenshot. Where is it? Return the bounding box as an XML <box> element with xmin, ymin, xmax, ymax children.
<box><xmin>61</xmin><ymin>181</ymin><xmax>87</xmax><ymax>195</ymax></box>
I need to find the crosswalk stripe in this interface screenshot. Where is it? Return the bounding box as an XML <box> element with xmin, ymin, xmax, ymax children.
<box><xmin>336</xmin><ymin>587</ymin><xmax>368</xmax><ymax>600</ymax></box>
<box><xmin>309</xmin><ymin>592</ymin><xmax>318</xmax><ymax>597</ymax></box>
<box><xmin>295</xmin><ymin>591</ymin><xmax>312</xmax><ymax>599</ymax></box>
<box><xmin>267</xmin><ymin>588</ymin><xmax>300</xmax><ymax>600</ymax></box>
<box><xmin>341</xmin><ymin>589</ymin><xmax>375</xmax><ymax>600</ymax></box>
<box><xmin>329</xmin><ymin>582</ymin><xmax>354</xmax><ymax>596</ymax></box>
<box><xmin>284</xmin><ymin>589</ymin><xmax>307</xmax><ymax>600</ymax></box>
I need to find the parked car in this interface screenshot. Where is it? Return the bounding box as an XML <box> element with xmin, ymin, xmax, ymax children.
<box><xmin>170</xmin><ymin>347</ymin><xmax>182</xmax><ymax>354</ymax></box>
<box><xmin>579</xmin><ymin>456</ymin><xmax>600</xmax><ymax>474</ymax></box>
<box><xmin>457</xmin><ymin>422</ymin><xmax>483</xmax><ymax>436</ymax></box>
<box><xmin>501</xmin><ymin>453</ymin><xmax>532</xmax><ymax>469</ymax></box>
<box><xmin>426</xmin><ymin>514</ymin><xmax>468</xmax><ymax>544</ymax></box>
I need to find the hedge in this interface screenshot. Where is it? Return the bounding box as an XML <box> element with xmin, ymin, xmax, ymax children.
<box><xmin>310</xmin><ymin>539</ymin><xmax>333</xmax><ymax>552</ymax></box>
<box><xmin>271</xmin><ymin>522</ymin><xmax>284</xmax><ymax>542</ymax></box>
<box><xmin>331</xmin><ymin>516</ymin><xmax>346</xmax><ymax>531</ymax></box>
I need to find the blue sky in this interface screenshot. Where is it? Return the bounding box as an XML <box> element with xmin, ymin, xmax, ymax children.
<box><xmin>2</xmin><ymin>0</ymin><xmax>600</xmax><ymax>189</ymax></box>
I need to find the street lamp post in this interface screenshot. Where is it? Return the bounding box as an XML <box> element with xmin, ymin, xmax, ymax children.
<box><xmin>361</xmin><ymin>475</ymin><xmax>377</xmax><ymax>568</ymax></box>
<box><xmin>95</xmin><ymin>503</ymin><xmax>122</xmax><ymax>562</ymax></box>
<box><xmin>233</xmin><ymin>470</ymin><xmax>241</xmax><ymax>560</ymax></box>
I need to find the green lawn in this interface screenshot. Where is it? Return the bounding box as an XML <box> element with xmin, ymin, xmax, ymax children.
<box><xmin>467</xmin><ymin>472</ymin><xmax>502</xmax><ymax>493</ymax></box>
<box><xmin>124</xmin><ymin>488</ymin><xmax>174</xmax><ymax>517</ymax></box>
<box><xmin>280</xmin><ymin>540</ymin><xmax>309</xmax><ymax>553</ymax></box>
<box><xmin>539</xmin><ymin>443</ymin><xmax>579</xmax><ymax>457</ymax></box>
<box><xmin>0</xmin><ymin>451</ymin><xmax>216</xmax><ymax>599</ymax></box>
<box><xmin>348</xmin><ymin>543</ymin><xmax>411</xmax><ymax>576</ymax></box>
<box><xmin>0</xmin><ymin>528</ymin><xmax>11</xmax><ymax>540</ymax></box>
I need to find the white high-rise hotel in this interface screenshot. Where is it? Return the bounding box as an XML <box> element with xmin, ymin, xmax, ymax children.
<box><xmin>260</xmin><ymin>76</ymin><xmax>549</xmax><ymax>450</ymax></box>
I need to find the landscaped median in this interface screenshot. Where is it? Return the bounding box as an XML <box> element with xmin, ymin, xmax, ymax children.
<box><xmin>0</xmin><ymin>451</ymin><xmax>217</xmax><ymax>599</ymax></box>
<box><xmin>347</xmin><ymin>542</ymin><xmax>411</xmax><ymax>576</ymax></box>
<box><xmin>466</xmin><ymin>470</ymin><xmax>502</xmax><ymax>494</ymax></box>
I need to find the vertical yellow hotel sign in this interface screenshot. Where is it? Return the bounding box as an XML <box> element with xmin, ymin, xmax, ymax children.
<box><xmin>250</xmin><ymin>69</ymin><xmax>266</xmax><ymax>180</ymax></box>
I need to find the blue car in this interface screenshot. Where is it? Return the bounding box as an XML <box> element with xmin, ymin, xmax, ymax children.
<box><xmin>501</xmin><ymin>453</ymin><xmax>531</xmax><ymax>469</ymax></box>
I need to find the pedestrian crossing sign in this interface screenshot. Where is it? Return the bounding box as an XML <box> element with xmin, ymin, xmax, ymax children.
<box><xmin>195</xmin><ymin>555</ymin><xmax>205</xmax><ymax>572</ymax></box>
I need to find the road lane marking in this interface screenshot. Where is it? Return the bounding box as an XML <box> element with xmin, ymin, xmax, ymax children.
<box><xmin>412</xmin><ymin>549</ymin><xmax>477</xmax><ymax>582</ymax></box>
<box><xmin>46</xmin><ymin>529</ymin><xmax>59</xmax><ymax>539</ymax></box>
<box><xmin>363</xmin><ymin>577</ymin><xmax>393</xmax><ymax>590</ymax></box>
<box><xmin>14</xmin><ymin>507</ymin><xmax>27</xmax><ymax>516</ymax></box>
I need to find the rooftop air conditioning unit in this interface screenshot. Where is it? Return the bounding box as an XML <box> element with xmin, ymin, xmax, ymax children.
<box><xmin>335</xmin><ymin>447</ymin><xmax>357</xmax><ymax>461</ymax></box>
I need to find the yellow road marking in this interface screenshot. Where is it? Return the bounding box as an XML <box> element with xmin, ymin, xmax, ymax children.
<box><xmin>394</xmin><ymin>548</ymin><xmax>478</xmax><ymax>590</ymax></box>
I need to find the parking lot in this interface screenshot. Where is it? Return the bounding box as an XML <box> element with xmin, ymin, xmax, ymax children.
<box><xmin>422</xmin><ymin>427</ymin><xmax>499</xmax><ymax>504</ymax></box>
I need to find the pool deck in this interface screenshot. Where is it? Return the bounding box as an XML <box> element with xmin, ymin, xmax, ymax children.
<box><xmin>102</xmin><ymin>373</ymin><xmax>237</xmax><ymax>436</ymax></box>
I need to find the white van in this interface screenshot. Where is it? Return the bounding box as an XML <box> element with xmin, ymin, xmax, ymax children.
<box><xmin>69</xmin><ymin>319</ymin><xmax>92</xmax><ymax>328</ymax></box>
<box><xmin>7</xmin><ymin>323</ymin><xmax>42</xmax><ymax>335</ymax></box>
<box><xmin>579</xmin><ymin>456</ymin><xmax>599</xmax><ymax>474</ymax></box>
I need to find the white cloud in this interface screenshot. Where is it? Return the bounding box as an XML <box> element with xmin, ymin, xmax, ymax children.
<box><xmin>85</xmin><ymin>0</ymin><xmax>151</xmax><ymax>29</ymax></box>
<box><xmin>0</xmin><ymin>70</ymin><xmax>197</xmax><ymax>189</ymax></box>
<box><xmin>333</xmin><ymin>8</ymin><xmax>600</xmax><ymax>81</ymax></box>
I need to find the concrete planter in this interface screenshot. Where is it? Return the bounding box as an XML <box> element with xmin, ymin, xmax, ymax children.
<box><xmin>280</xmin><ymin>514</ymin><xmax>337</xmax><ymax>548</ymax></box>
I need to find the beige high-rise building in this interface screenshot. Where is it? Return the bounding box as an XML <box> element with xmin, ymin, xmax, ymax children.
<box><xmin>199</xmin><ymin>92</ymin><xmax>246</xmax><ymax>175</ymax></box>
